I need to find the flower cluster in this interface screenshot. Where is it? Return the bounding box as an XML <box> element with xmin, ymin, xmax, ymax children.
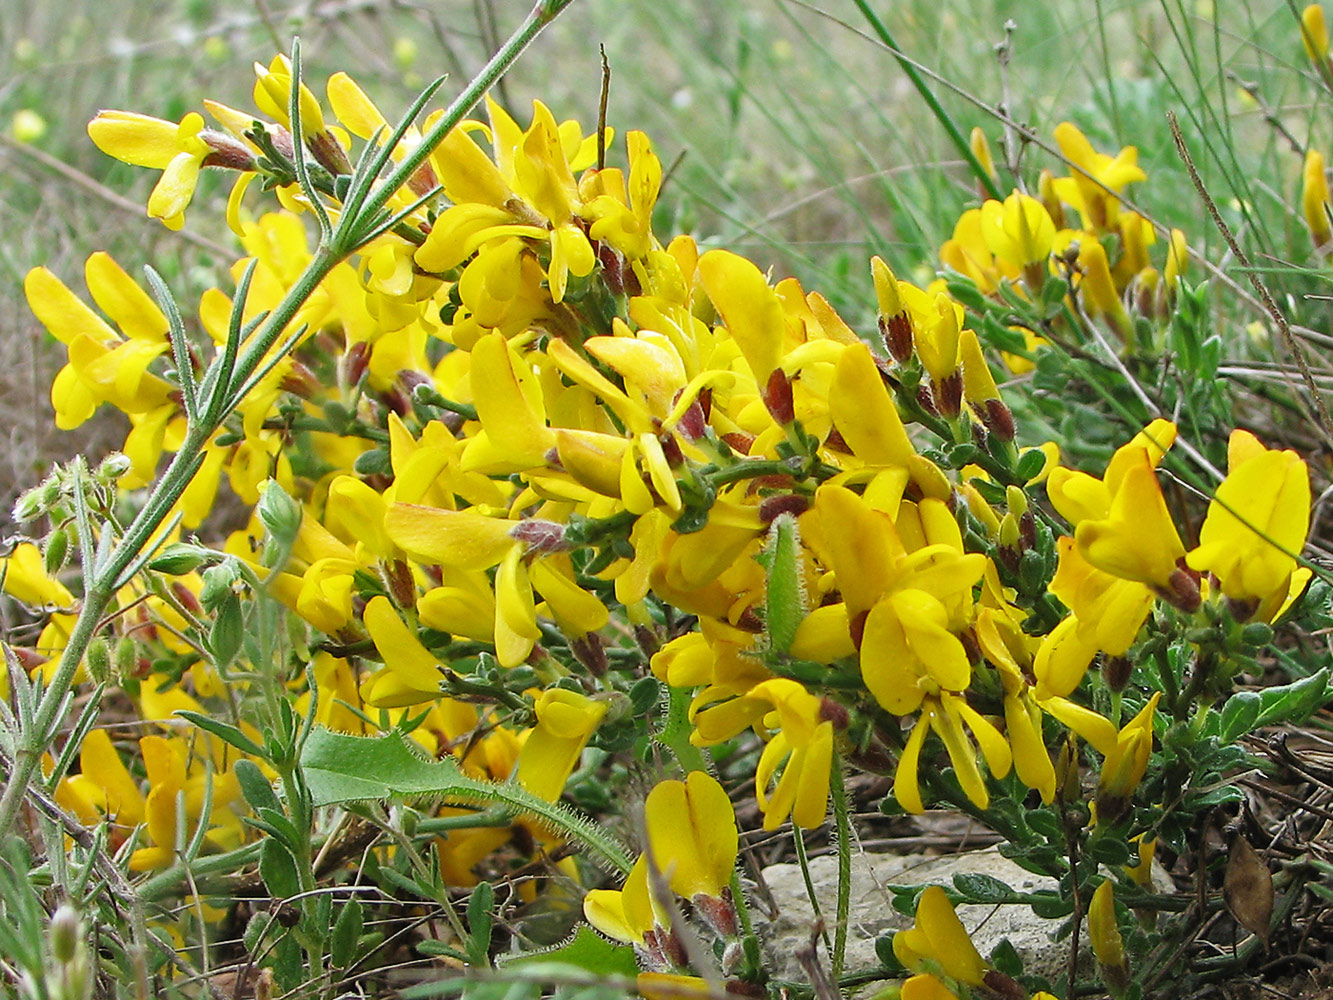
<box><xmin>5</xmin><ymin>45</ymin><xmax>1321</xmax><ymax>998</ymax></box>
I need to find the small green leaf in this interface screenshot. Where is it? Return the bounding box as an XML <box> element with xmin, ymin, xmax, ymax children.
<box><xmin>990</xmin><ymin>937</ymin><xmax>1023</xmax><ymax>976</ymax></box>
<box><xmin>257</xmin><ymin>479</ymin><xmax>302</xmax><ymax>547</ymax></box>
<box><xmin>874</xmin><ymin>934</ymin><xmax>905</xmax><ymax>973</ymax></box>
<box><xmin>1255</xmin><ymin>669</ymin><xmax>1330</xmax><ymax>728</ymax></box>
<box><xmin>1218</xmin><ymin>690</ymin><xmax>1262</xmax><ymax>743</ymax></box>
<box><xmin>467</xmin><ymin>882</ymin><xmax>495</xmax><ymax>963</ymax></box>
<box><xmin>500</xmin><ymin>925</ymin><xmax>638</xmax><ymax>978</ymax></box>
<box><xmin>1087</xmin><ymin>836</ymin><xmax>1132</xmax><ymax>866</ymax></box>
<box><xmin>234</xmin><ymin>759</ymin><xmax>281</xmax><ymax>813</ymax></box>
<box><xmin>255</xmin><ymin>808</ymin><xmax>304</xmax><ymax>854</ymax></box>
<box><xmin>952</xmin><ymin>872</ymin><xmax>1013</xmax><ymax>903</ymax></box>
<box><xmin>416</xmin><ymin>940</ymin><xmax>469</xmax><ymax>961</ymax></box>
<box><xmin>1027</xmin><ymin>892</ymin><xmax>1074</xmax><ymax>919</ymax></box>
<box><xmin>176</xmin><ymin>711</ymin><xmax>265</xmax><ymax>759</ymax></box>
<box><xmin>1015</xmin><ymin>449</ymin><xmax>1049</xmax><ymax>483</ymax></box>
<box><xmin>273</xmin><ymin>935</ymin><xmax>303</xmax><ymax>993</ymax></box>
<box><xmin>331</xmin><ymin>897</ymin><xmax>364</xmax><ymax>969</ymax></box>
<box><xmin>259</xmin><ymin>838</ymin><xmax>301</xmax><ymax>900</ymax></box>
<box><xmin>629</xmin><ymin>676</ymin><xmax>660</xmax><ymax>716</ymax></box>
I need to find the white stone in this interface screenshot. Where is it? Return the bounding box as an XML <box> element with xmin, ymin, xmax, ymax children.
<box><xmin>754</xmin><ymin>846</ymin><xmax>1073</xmax><ymax>984</ymax></box>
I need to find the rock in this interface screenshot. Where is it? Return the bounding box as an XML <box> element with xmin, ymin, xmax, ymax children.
<box><xmin>754</xmin><ymin>845</ymin><xmax>1071</xmax><ymax>984</ymax></box>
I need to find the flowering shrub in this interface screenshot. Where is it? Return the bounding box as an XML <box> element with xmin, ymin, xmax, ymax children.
<box><xmin>4</xmin><ymin>3</ymin><xmax>1333</xmax><ymax>999</ymax></box>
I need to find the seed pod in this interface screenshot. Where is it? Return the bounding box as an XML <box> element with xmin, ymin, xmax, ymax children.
<box><xmin>1223</xmin><ymin>833</ymin><xmax>1273</xmax><ymax>950</ymax></box>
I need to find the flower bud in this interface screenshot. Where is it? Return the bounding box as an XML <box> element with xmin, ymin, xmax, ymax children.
<box><xmin>1101</xmin><ymin>655</ymin><xmax>1133</xmax><ymax>694</ymax></box>
<box><xmin>510</xmin><ymin>519</ymin><xmax>567</xmax><ymax>555</ymax></box>
<box><xmin>47</xmin><ymin>904</ymin><xmax>91</xmax><ymax>1000</ymax></box>
<box><xmin>1089</xmin><ymin>881</ymin><xmax>1130</xmax><ymax>994</ymax></box>
<box><xmin>13</xmin><ymin>486</ymin><xmax>46</xmax><ymax>522</ymax></box>
<box><xmin>113</xmin><ymin>637</ymin><xmax>139</xmax><ymax>684</ymax></box>
<box><xmin>43</xmin><ymin>529</ymin><xmax>69</xmax><ymax>577</ymax></box>
<box><xmin>147</xmin><ymin>543</ymin><xmax>208</xmax><ymax>575</ymax></box>
<box><xmin>49</xmin><ymin>905</ymin><xmax>81</xmax><ymax>964</ymax></box>
<box><xmin>256</xmin><ymin>481</ymin><xmax>302</xmax><ymax>548</ymax></box>
<box><xmin>85</xmin><ymin>637</ymin><xmax>112</xmax><ymax>685</ymax></box>
<box><xmin>1240</xmin><ymin>621</ymin><xmax>1275</xmax><ymax>646</ymax></box>
<box><xmin>1303</xmin><ymin>4</ymin><xmax>1330</xmax><ymax>63</ymax></box>
<box><xmin>96</xmin><ymin>452</ymin><xmax>132</xmax><ymax>483</ymax></box>
<box><xmin>199</xmin><ymin>560</ymin><xmax>242</xmax><ymax>610</ymax></box>
<box><xmin>342</xmin><ymin>340</ymin><xmax>371</xmax><ymax>387</ymax></box>
<box><xmin>571</xmin><ymin>633</ymin><xmax>609</xmax><ymax>677</ymax></box>
<box><xmin>759</xmin><ymin>493</ymin><xmax>810</xmax><ymax>523</ymax></box>
<box><xmin>693</xmin><ymin>890</ymin><xmax>739</xmax><ymax>940</ymax></box>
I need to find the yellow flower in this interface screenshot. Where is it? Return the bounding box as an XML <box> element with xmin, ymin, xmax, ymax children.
<box><xmin>1075</xmin><ymin>453</ymin><xmax>1187</xmax><ymax>592</ymax></box>
<box><xmin>25</xmin><ymin>254</ymin><xmax>173</xmax><ymax>429</ymax></box>
<box><xmin>583</xmin><ymin>855</ymin><xmax>655</xmax><ymax>945</ymax></box>
<box><xmin>1303</xmin><ymin>150</ymin><xmax>1331</xmax><ymax>252</ymax></box>
<box><xmin>582</xmin><ymin>130</ymin><xmax>663</xmax><ymax>260</ymax></box>
<box><xmin>414</xmin><ymin>98</ymin><xmax>602</xmax><ymax>305</ymax></box>
<box><xmin>1186</xmin><ymin>430</ymin><xmax>1311</xmax><ymax>616</ymax></box>
<box><xmin>643</xmin><ymin>772</ymin><xmax>738</xmax><ymax>900</ymax></box>
<box><xmin>895</xmin><ymin>694</ymin><xmax>1011</xmax><ymax>813</ymax></box>
<box><xmin>360</xmin><ymin>595</ymin><xmax>444</xmax><ymax>708</ymax></box>
<box><xmin>893</xmin><ymin>885</ymin><xmax>987</xmax><ymax>988</ymax></box>
<box><xmin>1164</xmin><ymin>228</ymin><xmax>1189</xmax><ymax>289</ymax></box>
<box><xmin>59</xmin><ymin>729</ymin><xmax>247</xmax><ymax>871</ymax></box>
<box><xmin>691</xmin><ymin>678</ymin><xmax>834</xmax><ymax>829</ymax></box>
<box><xmin>514</xmin><ymin>688</ymin><xmax>607</xmax><ymax>801</ymax></box>
<box><xmin>1126</xmin><ymin>835</ymin><xmax>1158</xmax><ymax>888</ymax></box>
<box><xmin>0</xmin><ymin>542</ymin><xmax>74</xmax><ymax>608</ymax></box>
<box><xmin>978</xmin><ymin>193</ymin><xmax>1056</xmax><ymax>269</ymax></box>
<box><xmin>88</xmin><ymin>110</ymin><xmax>252</xmax><ymax>229</ymax></box>
<box><xmin>1052</xmin><ymin>122</ymin><xmax>1146</xmax><ymax>232</ymax></box>
<box><xmin>1303</xmin><ymin>5</ymin><xmax>1330</xmax><ymax>62</ymax></box>
<box><xmin>1096</xmin><ymin>693</ymin><xmax>1160</xmax><ymax>822</ymax></box>
<box><xmin>1089</xmin><ymin>880</ymin><xmax>1130</xmax><ymax>992</ymax></box>
<box><xmin>969</xmin><ymin>126</ymin><xmax>997</xmax><ymax>181</ymax></box>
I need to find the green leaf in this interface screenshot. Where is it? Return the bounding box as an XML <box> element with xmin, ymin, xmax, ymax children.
<box><xmin>1255</xmin><ymin>669</ymin><xmax>1330</xmax><ymax>728</ymax></box>
<box><xmin>300</xmin><ymin>728</ymin><xmax>633</xmax><ymax>873</ymax></box>
<box><xmin>1027</xmin><ymin>892</ymin><xmax>1074</xmax><ymax>919</ymax></box>
<box><xmin>500</xmin><ymin>925</ymin><xmax>638</xmax><ymax>978</ymax></box>
<box><xmin>1218</xmin><ymin>690</ymin><xmax>1262</xmax><ymax>743</ymax></box>
<box><xmin>467</xmin><ymin>882</ymin><xmax>495</xmax><ymax>963</ymax></box>
<box><xmin>1087</xmin><ymin>836</ymin><xmax>1132</xmax><ymax>866</ymax></box>
<box><xmin>990</xmin><ymin>937</ymin><xmax>1023</xmax><ymax>976</ymax></box>
<box><xmin>952</xmin><ymin>872</ymin><xmax>1014</xmax><ymax>903</ymax></box>
<box><xmin>331</xmin><ymin>897</ymin><xmax>364</xmax><ymax>969</ymax></box>
<box><xmin>259</xmin><ymin>838</ymin><xmax>301</xmax><ymax>900</ymax></box>
<box><xmin>416</xmin><ymin>940</ymin><xmax>469</xmax><ymax>961</ymax></box>
<box><xmin>234</xmin><ymin>759</ymin><xmax>281</xmax><ymax>814</ymax></box>
<box><xmin>176</xmin><ymin>711</ymin><xmax>266</xmax><ymax>759</ymax></box>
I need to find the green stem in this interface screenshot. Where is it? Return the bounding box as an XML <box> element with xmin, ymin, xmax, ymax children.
<box><xmin>137</xmin><ymin>842</ymin><xmax>266</xmax><ymax>902</ymax></box>
<box><xmin>849</xmin><ymin>0</ymin><xmax>1004</xmax><ymax>201</ymax></box>
<box><xmin>830</xmin><ymin>754</ymin><xmax>852</xmax><ymax>979</ymax></box>
<box><xmin>792</xmin><ymin>826</ymin><xmax>831</xmax><ymax>956</ymax></box>
<box><xmin>353</xmin><ymin>0</ymin><xmax>577</xmax><ymax>234</ymax></box>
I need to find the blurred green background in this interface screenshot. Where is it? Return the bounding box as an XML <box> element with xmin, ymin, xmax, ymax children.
<box><xmin>1</xmin><ymin>0</ymin><xmax>1324</xmax><ymax>517</ymax></box>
